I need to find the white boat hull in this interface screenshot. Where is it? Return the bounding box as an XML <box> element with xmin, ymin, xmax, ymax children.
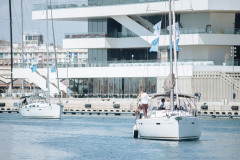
<box><xmin>19</xmin><ymin>104</ymin><xmax>63</xmax><ymax>119</ymax></box>
<box><xmin>136</xmin><ymin>116</ymin><xmax>202</xmax><ymax>140</ymax></box>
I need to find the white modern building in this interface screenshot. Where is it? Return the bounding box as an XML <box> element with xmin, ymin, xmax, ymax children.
<box><xmin>13</xmin><ymin>0</ymin><xmax>240</xmax><ymax>100</ymax></box>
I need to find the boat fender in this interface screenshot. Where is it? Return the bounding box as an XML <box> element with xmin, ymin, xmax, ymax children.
<box><xmin>166</xmin><ymin>113</ymin><xmax>170</xmax><ymax>119</ymax></box>
<box><xmin>212</xmin><ymin>115</ymin><xmax>216</xmax><ymax>118</ymax></box>
<box><xmin>133</xmin><ymin>125</ymin><xmax>138</xmax><ymax>138</ymax></box>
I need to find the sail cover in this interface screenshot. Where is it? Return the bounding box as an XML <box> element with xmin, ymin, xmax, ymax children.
<box><xmin>163</xmin><ymin>74</ymin><xmax>176</xmax><ymax>92</ymax></box>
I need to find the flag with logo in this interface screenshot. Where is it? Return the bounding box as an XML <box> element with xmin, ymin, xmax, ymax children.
<box><xmin>149</xmin><ymin>37</ymin><xmax>159</xmax><ymax>52</ymax></box>
<box><xmin>153</xmin><ymin>21</ymin><xmax>162</xmax><ymax>36</ymax></box>
<box><xmin>149</xmin><ymin>21</ymin><xmax>162</xmax><ymax>52</ymax></box>
<box><xmin>51</xmin><ymin>58</ymin><xmax>56</xmax><ymax>72</ymax></box>
<box><xmin>167</xmin><ymin>22</ymin><xmax>181</xmax><ymax>51</ymax></box>
<box><xmin>30</xmin><ymin>57</ymin><xmax>38</xmax><ymax>72</ymax></box>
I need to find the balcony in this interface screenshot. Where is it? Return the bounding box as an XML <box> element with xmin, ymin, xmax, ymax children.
<box><xmin>64</xmin><ymin>28</ymin><xmax>240</xmax><ymax>39</ymax></box>
<box><xmin>13</xmin><ymin>59</ymin><xmax>240</xmax><ymax>69</ymax></box>
<box><xmin>62</xmin><ymin>27</ymin><xmax>240</xmax><ymax>49</ymax></box>
<box><xmin>33</xmin><ymin>0</ymin><xmax>171</xmax><ymax>11</ymax></box>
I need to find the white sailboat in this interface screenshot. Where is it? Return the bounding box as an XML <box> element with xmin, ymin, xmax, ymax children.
<box><xmin>19</xmin><ymin>95</ymin><xmax>63</xmax><ymax>119</ymax></box>
<box><xmin>19</xmin><ymin>0</ymin><xmax>63</xmax><ymax>119</ymax></box>
<box><xmin>133</xmin><ymin>0</ymin><xmax>202</xmax><ymax>140</ymax></box>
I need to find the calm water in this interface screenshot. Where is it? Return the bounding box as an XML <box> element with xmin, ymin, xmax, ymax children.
<box><xmin>0</xmin><ymin>114</ymin><xmax>240</xmax><ymax>160</ymax></box>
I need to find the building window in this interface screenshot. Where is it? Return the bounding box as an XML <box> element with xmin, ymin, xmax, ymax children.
<box><xmin>68</xmin><ymin>77</ymin><xmax>156</xmax><ymax>98</ymax></box>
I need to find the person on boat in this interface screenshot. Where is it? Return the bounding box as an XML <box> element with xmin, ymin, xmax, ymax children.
<box><xmin>159</xmin><ymin>98</ymin><xmax>165</xmax><ymax>110</ymax></box>
<box><xmin>135</xmin><ymin>91</ymin><xmax>143</xmax><ymax>115</ymax></box>
<box><xmin>140</xmin><ymin>89</ymin><xmax>153</xmax><ymax>118</ymax></box>
<box><xmin>22</xmin><ymin>98</ymin><xmax>27</xmax><ymax>105</ymax></box>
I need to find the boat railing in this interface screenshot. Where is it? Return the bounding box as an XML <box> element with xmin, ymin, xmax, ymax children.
<box><xmin>147</xmin><ymin>96</ymin><xmax>198</xmax><ymax>116</ymax></box>
<box><xmin>33</xmin><ymin>0</ymin><xmax>171</xmax><ymax>11</ymax></box>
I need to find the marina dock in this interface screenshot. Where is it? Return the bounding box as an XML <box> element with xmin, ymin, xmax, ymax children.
<box><xmin>0</xmin><ymin>98</ymin><xmax>239</xmax><ymax>118</ymax></box>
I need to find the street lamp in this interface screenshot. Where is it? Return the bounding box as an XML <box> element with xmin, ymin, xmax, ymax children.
<box><xmin>231</xmin><ymin>46</ymin><xmax>237</xmax><ymax>100</ymax></box>
<box><xmin>132</xmin><ymin>54</ymin><xmax>134</xmax><ymax>63</ymax></box>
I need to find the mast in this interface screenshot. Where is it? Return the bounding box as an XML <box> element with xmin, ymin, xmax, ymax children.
<box><xmin>171</xmin><ymin>0</ymin><xmax>179</xmax><ymax>107</ymax></box>
<box><xmin>50</xmin><ymin>0</ymin><xmax>61</xmax><ymax>102</ymax></box>
<box><xmin>46</xmin><ymin>0</ymin><xmax>50</xmax><ymax>103</ymax></box>
<box><xmin>168</xmin><ymin>0</ymin><xmax>174</xmax><ymax>111</ymax></box>
<box><xmin>21</xmin><ymin>0</ymin><xmax>24</xmax><ymax>96</ymax></box>
<box><xmin>9</xmin><ymin>0</ymin><xmax>13</xmax><ymax>95</ymax></box>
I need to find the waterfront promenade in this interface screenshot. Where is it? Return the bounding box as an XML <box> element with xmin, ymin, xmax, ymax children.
<box><xmin>0</xmin><ymin>97</ymin><xmax>239</xmax><ymax>118</ymax></box>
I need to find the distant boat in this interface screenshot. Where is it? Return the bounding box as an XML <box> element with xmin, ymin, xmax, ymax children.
<box><xmin>133</xmin><ymin>0</ymin><xmax>202</xmax><ymax>140</ymax></box>
<box><xmin>19</xmin><ymin>0</ymin><xmax>63</xmax><ymax>119</ymax></box>
<box><xmin>19</xmin><ymin>95</ymin><xmax>63</xmax><ymax>119</ymax></box>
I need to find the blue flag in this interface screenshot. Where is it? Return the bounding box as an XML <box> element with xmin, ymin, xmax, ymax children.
<box><xmin>167</xmin><ymin>22</ymin><xmax>181</xmax><ymax>51</ymax></box>
<box><xmin>51</xmin><ymin>58</ymin><xmax>56</xmax><ymax>72</ymax></box>
<box><xmin>167</xmin><ymin>22</ymin><xmax>180</xmax><ymax>39</ymax></box>
<box><xmin>153</xmin><ymin>21</ymin><xmax>162</xmax><ymax>36</ymax></box>
<box><xmin>74</xmin><ymin>52</ymin><xmax>78</xmax><ymax>58</ymax></box>
<box><xmin>31</xmin><ymin>64</ymin><xmax>37</xmax><ymax>72</ymax></box>
<box><xmin>168</xmin><ymin>38</ymin><xmax>181</xmax><ymax>51</ymax></box>
<box><xmin>30</xmin><ymin>57</ymin><xmax>38</xmax><ymax>72</ymax></box>
<box><xmin>149</xmin><ymin>37</ymin><xmax>159</xmax><ymax>52</ymax></box>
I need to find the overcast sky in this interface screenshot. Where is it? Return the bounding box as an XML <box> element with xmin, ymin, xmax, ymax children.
<box><xmin>0</xmin><ymin>0</ymin><xmax>87</xmax><ymax>47</ymax></box>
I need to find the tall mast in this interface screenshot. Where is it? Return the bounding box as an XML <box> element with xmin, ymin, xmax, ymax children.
<box><xmin>9</xmin><ymin>0</ymin><xmax>13</xmax><ymax>95</ymax></box>
<box><xmin>171</xmin><ymin>0</ymin><xmax>179</xmax><ymax>107</ymax></box>
<box><xmin>21</xmin><ymin>0</ymin><xmax>24</xmax><ymax>96</ymax></box>
<box><xmin>168</xmin><ymin>0</ymin><xmax>174</xmax><ymax>111</ymax></box>
<box><xmin>50</xmin><ymin>0</ymin><xmax>61</xmax><ymax>102</ymax></box>
<box><xmin>46</xmin><ymin>0</ymin><xmax>50</xmax><ymax>103</ymax></box>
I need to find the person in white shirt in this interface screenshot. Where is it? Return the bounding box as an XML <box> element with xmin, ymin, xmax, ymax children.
<box><xmin>140</xmin><ymin>89</ymin><xmax>153</xmax><ymax>118</ymax></box>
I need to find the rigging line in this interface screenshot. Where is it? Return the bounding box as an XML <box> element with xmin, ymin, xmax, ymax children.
<box><xmin>145</xmin><ymin>3</ymin><xmax>149</xmax><ymax>78</ymax></box>
<box><xmin>50</xmin><ymin>0</ymin><xmax>61</xmax><ymax>102</ymax></box>
<box><xmin>163</xmin><ymin>1</ymin><xmax>167</xmax><ymax>47</ymax></box>
<box><xmin>0</xmin><ymin>19</ymin><xmax>10</xmax><ymax>21</ymax></box>
<box><xmin>189</xmin><ymin>0</ymin><xmax>195</xmax><ymax>94</ymax></box>
<box><xmin>11</xmin><ymin>0</ymin><xmax>21</xmax><ymax>40</ymax></box>
<box><xmin>189</xmin><ymin>0</ymin><xmax>194</xmax><ymax>44</ymax></box>
<box><xmin>23</xmin><ymin>0</ymin><xmax>34</xmax><ymax>30</ymax></box>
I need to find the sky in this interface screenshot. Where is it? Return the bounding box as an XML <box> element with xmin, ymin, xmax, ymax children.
<box><xmin>0</xmin><ymin>0</ymin><xmax>88</xmax><ymax>47</ymax></box>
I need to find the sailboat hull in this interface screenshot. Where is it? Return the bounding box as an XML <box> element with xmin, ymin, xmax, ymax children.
<box><xmin>19</xmin><ymin>103</ymin><xmax>63</xmax><ymax>119</ymax></box>
<box><xmin>136</xmin><ymin>116</ymin><xmax>202</xmax><ymax>140</ymax></box>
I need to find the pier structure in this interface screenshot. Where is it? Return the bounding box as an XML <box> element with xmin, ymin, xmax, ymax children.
<box><xmin>0</xmin><ymin>98</ymin><xmax>239</xmax><ymax>118</ymax></box>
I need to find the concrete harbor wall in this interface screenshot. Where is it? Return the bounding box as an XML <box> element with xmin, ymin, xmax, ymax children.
<box><xmin>0</xmin><ymin>98</ymin><xmax>239</xmax><ymax>118</ymax></box>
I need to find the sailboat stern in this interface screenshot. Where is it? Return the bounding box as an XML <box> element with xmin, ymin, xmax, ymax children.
<box><xmin>178</xmin><ymin>116</ymin><xmax>202</xmax><ymax>140</ymax></box>
<box><xmin>136</xmin><ymin>117</ymin><xmax>180</xmax><ymax>140</ymax></box>
<box><xmin>136</xmin><ymin>116</ymin><xmax>202</xmax><ymax>141</ymax></box>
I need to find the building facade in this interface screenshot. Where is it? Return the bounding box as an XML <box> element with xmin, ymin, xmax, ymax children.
<box><xmin>0</xmin><ymin>32</ymin><xmax>87</xmax><ymax>96</ymax></box>
<box><xmin>14</xmin><ymin>0</ymin><xmax>240</xmax><ymax>100</ymax></box>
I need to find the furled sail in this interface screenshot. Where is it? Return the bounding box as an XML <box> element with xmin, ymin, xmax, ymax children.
<box><xmin>163</xmin><ymin>74</ymin><xmax>176</xmax><ymax>93</ymax></box>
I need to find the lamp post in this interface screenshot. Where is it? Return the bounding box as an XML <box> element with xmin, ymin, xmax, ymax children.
<box><xmin>231</xmin><ymin>46</ymin><xmax>236</xmax><ymax>100</ymax></box>
<box><xmin>132</xmin><ymin>54</ymin><xmax>134</xmax><ymax>63</ymax></box>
